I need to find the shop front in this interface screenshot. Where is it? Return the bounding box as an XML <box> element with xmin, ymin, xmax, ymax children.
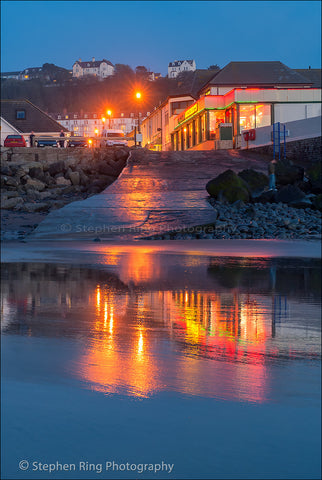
<box><xmin>171</xmin><ymin>91</ymin><xmax>275</xmax><ymax>150</ymax></box>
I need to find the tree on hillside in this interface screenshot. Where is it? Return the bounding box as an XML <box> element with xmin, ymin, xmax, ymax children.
<box><xmin>135</xmin><ymin>66</ymin><xmax>149</xmax><ymax>78</ymax></box>
<box><xmin>208</xmin><ymin>64</ymin><xmax>220</xmax><ymax>70</ymax></box>
<box><xmin>114</xmin><ymin>64</ymin><xmax>135</xmax><ymax>78</ymax></box>
<box><xmin>42</xmin><ymin>63</ymin><xmax>71</xmax><ymax>83</ymax></box>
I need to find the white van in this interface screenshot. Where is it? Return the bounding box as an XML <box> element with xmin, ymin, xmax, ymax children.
<box><xmin>101</xmin><ymin>129</ymin><xmax>127</xmax><ymax>147</ymax></box>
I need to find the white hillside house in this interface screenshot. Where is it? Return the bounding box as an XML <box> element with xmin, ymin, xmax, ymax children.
<box><xmin>168</xmin><ymin>60</ymin><xmax>196</xmax><ymax>78</ymax></box>
<box><xmin>73</xmin><ymin>58</ymin><xmax>114</xmax><ymax>79</ymax></box>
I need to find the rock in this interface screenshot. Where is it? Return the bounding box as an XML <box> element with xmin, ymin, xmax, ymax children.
<box><xmin>48</xmin><ymin>160</ymin><xmax>66</xmax><ymax>176</ymax></box>
<box><xmin>20</xmin><ymin>174</ymin><xmax>30</xmax><ymax>185</ymax></box>
<box><xmin>13</xmin><ymin>168</ymin><xmax>27</xmax><ymax>179</ymax></box>
<box><xmin>114</xmin><ymin>148</ymin><xmax>129</xmax><ymax>162</ymax></box>
<box><xmin>29</xmin><ymin>166</ymin><xmax>45</xmax><ymax>181</ymax></box>
<box><xmin>1</xmin><ymin>197</ymin><xmax>23</xmax><ymax>210</ymax></box>
<box><xmin>289</xmin><ymin>197</ymin><xmax>313</xmax><ymax>209</ymax></box>
<box><xmin>254</xmin><ymin>190</ymin><xmax>278</xmax><ymax>204</ymax></box>
<box><xmin>51</xmin><ymin>200</ymin><xmax>66</xmax><ymax>210</ymax></box>
<box><xmin>275</xmin><ymin>160</ymin><xmax>304</xmax><ymax>185</ymax></box>
<box><xmin>312</xmin><ymin>194</ymin><xmax>322</xmax><ymax>211</ymax></box>
<box><xmin>1</xmin><ymin>165</ymin><xmax>12</xmax><ymax>175</ymax></box>
<box><xmin>23</xmin><ymin>202</ymin><xmax>50</xmax><ymax>213</ymax></box>
<box><xmin>89</xmin><ymin>177</ymin><xmax>111</xmax><ymax>190</ymax></box>
<box><xmin>43</xmin><ymin>172</ymin><xmax>56</xmax><ymax>185</ymax></box>
<box><xmin>2</xmin><ymin>190</ymin><xmax>19</xmax><ymax>199</ymax></box>
<box><xmin>231</xmin><ymin>200</ymin><xmax>245</xmax><ymax>210</ymax></box>
<box><xmin>86</xmin><ymin>186</ymin><xmax>102</xmax><ymax>195</ymax></box>
<box><xmin>306</xmin><ymin>162</ymin><xmax>322</xmax><ymax>193</ymax></box>
<box><xmin>68</xmin><ymin>171</ymin><xmax>80</xmax><ymax>186</ymax></box>
<box><xmin>78</xmin><ymin>170</ymin><xmax>90</xmax><ymax>186</ymax></box>
<box><xmin>206</xmin><ymin>169</ymin><xmax>249</xmax><ymax>203</ymax></box>
<box><xmin>26</xmin><ymin>178</ymin><xmax>46</xmax><ymax>191</ymax></box>
<box><xmin>55</xmin><ymin>177</ymin><xmax>72</xmax><ymax>186</ymax></box>
<box><xmin>4</xmin><ymin>177</ymin><xmax>19</xmax><ymax>187</ymax></box>
<box><xmin>295</xmin><ymin>179</ymin><xmax>312</xmax><ymax>194</ymax></box>
<box><xmin>276</xmin><ymin>185</ymin><xmax>305</xmax><ymax>204</ymax></box>
<box><xmin>238</xmin><ymin>169</ymin><xmax>268</xmax><ymax>194</ymax></box>
<box><xmin>96</xmin><ymin>162</ymin><xmax>119</xmax><ymax>176</ymax></box>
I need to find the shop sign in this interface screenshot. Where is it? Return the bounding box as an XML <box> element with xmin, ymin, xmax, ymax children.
<box><xmin>184</xmin><ymin>103</ymin><xmax>198</xmax><ymax>120</ymax></box>
<box><xmin>177</xmin><ymin>112</ymin><xmax>185</xmax><ymax>125</ymax></box>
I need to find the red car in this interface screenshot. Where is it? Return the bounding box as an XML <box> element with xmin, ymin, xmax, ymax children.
<box><xmin>4</xmin><ymin>134</ymin><xmax>27</xmax><ymax>147</ymax></box>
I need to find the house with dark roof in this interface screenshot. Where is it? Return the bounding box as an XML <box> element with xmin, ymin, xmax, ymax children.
<box><xmin>294</xmin><ymin>68</ymin><xmax>321</xmax><ymax>88</ymax></box>
<box><xmin>72</xmin><ymin>57</ymin><xmax>114</xmax><ymax>79</ymax></box>
<box><xmin>169</xmin><ymin>61</ymin><xmax>321</xmax><ymax>151</ymax></box>
<box><xmin>168</xmin><ymin>60</ymin><xmax>196</xmax><ymax>78</ymax></box>
<box><xmin>0</xmin><ymin>99</ymin><xmax>69</xmax><ymax>145</ymax></box>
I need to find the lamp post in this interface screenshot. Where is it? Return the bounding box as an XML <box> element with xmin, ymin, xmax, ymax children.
<box><xmin>107</xmin><ymin>110</ymin><xmax>112</xmax><ymax>129</ymax></box>
<box><xmin>101</xmin><ymin>117</ymin><xmax>106</xmax><ymax>135</ymax></box>
<box><xmin>135</xmin><ymin>92</ymin><xmax>141</xmax><ymax>147</ymax></box>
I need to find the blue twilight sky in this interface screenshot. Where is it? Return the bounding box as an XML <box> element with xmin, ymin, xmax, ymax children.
<box><xmin>1</xmin><ymin>1</ymin><xmax>321</xmax><ymax>74</ymax></box>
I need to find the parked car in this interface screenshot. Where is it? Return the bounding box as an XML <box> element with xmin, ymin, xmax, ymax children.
<box><xmin>101</xmin><ymin>129</ymin><xmax>127</xmax><ymax>147</ymax></box>
<box><xmin>36</xmin><ymin>137</ymin><xmax>58</xmax><ymax>147</ymax></box>
<box><xmin>4</xmin><ymin>134</ymin><xmax>27</xmax><ymax>147</ymax></box>
<box><xmin>68</xmin><ymin>138</ymin><xmax>88</xmax><ymax>148</ymax></box>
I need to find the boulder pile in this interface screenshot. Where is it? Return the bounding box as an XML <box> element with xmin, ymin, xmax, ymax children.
<box><xmin>206</xmin><ymin>160</ymin><xmax>321</xmax><ymax>211</ymax></box>
<box><xmin>1</xmin><ymin>147</ymin><xmax>129</xmax><ymax>214</ymax></box>
<box><xmin>146</xmin><ymin>159</ymin><xmax>321</xmax><ymax>241</ymax></box>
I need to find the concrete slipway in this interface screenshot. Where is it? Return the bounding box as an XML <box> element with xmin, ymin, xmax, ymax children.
<box><xmin>29</xmin><ymin>149</ymin><xmax>272</xmax><ymax>241</ymax></box>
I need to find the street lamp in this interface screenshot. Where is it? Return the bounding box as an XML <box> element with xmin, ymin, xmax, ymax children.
<box><xmin>135</xmin><ymin>92</ymin><xmax>141</xmax><ymax>147</ymax></box>
<box><xmin>107</xmin><ymin>110</ymin><xmax>112</xmax><ymax>129</ymax></box>
<box><xmin>101</xmin><ymin>117</ymin><xmax>106</xmax><ymax>134</ymax></box>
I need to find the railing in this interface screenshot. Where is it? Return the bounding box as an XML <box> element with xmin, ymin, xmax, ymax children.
<box><xmin>272</xmin><ymin>122</ymin><xmax>287</xmax><ymax>161</ymax></box>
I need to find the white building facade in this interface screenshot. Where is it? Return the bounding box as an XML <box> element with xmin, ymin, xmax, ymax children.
<box><xmin>72</xmin><ymin>58</ymin><xmax>114</xmax><ymax>79</ymax></box>
<box><xmin>53</xmin><ymin>112</ymin><xmax>138</xmax><ymax>137</ymax></box>
<box><xmin>168</xmin><ymin>60</ymin><xmax>196</xmax><ymax>78</ymax></box>
<box><xmin>141</xmin><ymin>95</ymin><xmax>195</xmax><ymax>151</ymax></box>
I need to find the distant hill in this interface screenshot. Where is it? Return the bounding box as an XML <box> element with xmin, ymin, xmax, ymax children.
<box><xmin>1</xmin><ymin>67</ymin><xmax>218</xmax><ymax>115</ymax></box>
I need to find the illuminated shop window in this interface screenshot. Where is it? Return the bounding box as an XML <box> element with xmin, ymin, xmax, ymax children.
<box><xmin>240</xmin><ymin>104</ymin><xmax>271</xmax><ymax>131</ymax></box>
<box><xmin>255</xmin><ymin>104</ymin><xmax>271</xmax><ymax>128</ymax></box>
<box><xmin>201</xmin><ymin>114</ymin><xmax>207</xmax><ymax>142</ymax></box>
<box><xmin>209</xmin><ymin>111</ymin><xmax>225</xmax><ymax>139</ymax></box>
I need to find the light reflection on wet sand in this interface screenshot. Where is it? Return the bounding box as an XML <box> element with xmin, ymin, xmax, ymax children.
<box><xmin>2</xmin><ymin>253</ymin><xmax>320</xmax><ymax>405</ymax></box>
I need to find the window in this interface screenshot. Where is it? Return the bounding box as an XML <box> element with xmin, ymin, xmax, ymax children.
<box><xmin>255</xmin><ymin>104</ymin><xmax>271</xmax><ymax>128</ymax></box>
<box><xmin>170</xmin><ymin>100</ymin><xmax>194</xmax><ymax>116</ymax></box>
<box><xmin>16</xmin><ymin>110</ymin><xmax>26</xmax><ymax>119</ymax></box>
<box><xmin>208</xmin><ymin>111</ymin><xmax>225</xmax><ymax>138</ymax></box>
<box><xmin>239</xmin><ymin>104</ymin><xmax>271</xmax><ymax>131</ymax></box>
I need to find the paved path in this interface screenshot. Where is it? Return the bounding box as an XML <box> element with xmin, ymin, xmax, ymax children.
<box><xmin>30</xmin><ymin>149</ymin><xmax>270</xmax><ymax>241</ymax></box>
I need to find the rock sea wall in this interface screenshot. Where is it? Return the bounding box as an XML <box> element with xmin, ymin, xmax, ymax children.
<box><xmin>1</xmin><ymin>146</ymin><xmax>130</xmax><ymax>213</ymax></box>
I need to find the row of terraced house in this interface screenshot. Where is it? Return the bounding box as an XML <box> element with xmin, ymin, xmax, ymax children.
<box><xmin>141</xmin><ymin>61</ymin><xmax>321</xmax><ymax>152</ymax></box>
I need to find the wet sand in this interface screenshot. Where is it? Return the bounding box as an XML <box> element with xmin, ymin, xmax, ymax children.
<box><xmin>2</xmin><ymin>238</ymin><xmax>321</xmax><ymax>265</ymax></box>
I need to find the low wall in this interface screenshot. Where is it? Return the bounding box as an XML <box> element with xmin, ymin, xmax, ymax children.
<box><xmin>240</xmin><ymin>116</ymin><xmax>321</xmax><ymax>163</ymax></box>
<box><xmin>246</xmin><ymin>136</ymin><xmax>321</xmax><ymax>164</ymax></box>
<box><xmin>0</xmin><ymin>146</ymin><xmax>93</xmax><ymax>165</ymax></box>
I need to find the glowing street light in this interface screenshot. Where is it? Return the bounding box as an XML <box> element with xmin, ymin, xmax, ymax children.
<box><xmin>106</xmin><ymin>109</ymin><xmax>112</xmax><ymax>128</ymax></box>
<box><xmin>135</xmin><ymin>92</ymin><xmax>142</xmax><ymax>147</ymax></box>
